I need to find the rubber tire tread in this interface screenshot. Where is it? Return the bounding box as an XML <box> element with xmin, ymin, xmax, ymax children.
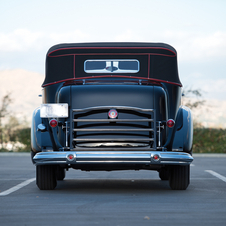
<box><xmin>169</xmin><ymin>165</ymin><xmax>190</xmax><ymax>190</ymax></box>
<box><xmin>36</xmin><ymin>165</ymin><xmax>57</xmax><ymax>190</ymax></box>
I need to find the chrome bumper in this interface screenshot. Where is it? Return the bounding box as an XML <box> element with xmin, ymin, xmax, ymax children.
<box><xmin>33</xmin><ymin>151</ymin><xmax>193</xmax><ymax>166</ymax></box>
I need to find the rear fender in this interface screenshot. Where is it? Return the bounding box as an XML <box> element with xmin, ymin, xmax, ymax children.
<box><xmin>31</xmin><ymin>108</ymin><xmax>52</xmax><ymax>153</ymax></box>
<box><xmin>172</xmin><ymin>106</ymin><xmax>193</xmax><ymax>153</ymax></box>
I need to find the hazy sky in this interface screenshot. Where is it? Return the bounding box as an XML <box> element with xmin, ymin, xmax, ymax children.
<box><xmin>0</xmin><ymin>0</ymin><xmax>226</xmax><ymax>102</ymax></box>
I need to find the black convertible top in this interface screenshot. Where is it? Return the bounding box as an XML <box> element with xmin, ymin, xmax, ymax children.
<box><xmin>43</xmin><ymin>42</ymin><xmax>181</xmax><ymax>87</ymax></box>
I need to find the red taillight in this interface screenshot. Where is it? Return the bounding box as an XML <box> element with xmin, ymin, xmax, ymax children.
<box><xmin>153</xmin><ymin>154</ymin><xmax>160</xmax><ymax>161</ymax></box>
<box><xmin>166</xmin><ymin>119</ymin><xmax>175</xmax><ymax>128</ymax></box>
<box><xmin>49</xmin><ymin>119</ymin><xmax>58</xmax><ymax>128</ymax></box>
<box><xmin>67</xmin><ymin>154</ymin><xmax>75</xmax><ymax>161</ymax></box>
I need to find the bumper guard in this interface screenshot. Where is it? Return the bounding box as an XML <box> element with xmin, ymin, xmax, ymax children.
<box><xmin>33</xmin><ymin>151</ymin><xmax>193</xmax><ymax>166</ymax></box>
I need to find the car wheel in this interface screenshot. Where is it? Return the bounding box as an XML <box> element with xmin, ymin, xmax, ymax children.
<box><xmin>159</xmin><ymin>168</ymin><xmax>169</xmax><ymax>180</ymax></box>
<box><xmin>169</xmin><ymin>165</ymin><xmax>190</xmax><ymax>190</ymax></box>
<box><xmin>56</xmin><ymin>166</ymin><xmax>66</xmax><ymax>181</ymax></box>
<box><xmin>36</xmin><ymin>165</ymin><xmax>57</xmax><ymax>190</ymax></box>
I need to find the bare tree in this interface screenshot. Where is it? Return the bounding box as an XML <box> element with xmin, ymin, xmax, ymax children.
<box><xmin>182</xmin><ymin>88</ymin><xmax>206</xmax><ymax>128</ymax></box>
<box><xmin>0</xmin><ymin>93</ymin><xmax>13</xmax><ymax>148</ymax></box>
<box><xmin>182</xmin><ymin>88</ymin><xmax>205</xmax><ymax>110</ymax></box>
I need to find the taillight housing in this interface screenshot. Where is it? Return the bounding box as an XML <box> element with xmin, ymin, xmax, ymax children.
<box><xmin>153</xmin><ymin>154</ymin><xmax>160</xmax><ymax>161</ymax></box>
<box><xmin>166</xmin><ymin>119</ymin><xmax>175</xmax><ymax>128</ymax></box>
<box><xmin>49</xmin><ymin>119</ymin><xmax>58</xmax><ymax>128</ymax></box>
<box><xmin>67</xmin><ymin>154</ymin><xmax>75</xmax><ymax>161</ymax></box>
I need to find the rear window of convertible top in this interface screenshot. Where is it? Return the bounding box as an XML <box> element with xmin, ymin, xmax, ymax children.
<box><xmin>84</xmin><ymin>59</ymin><xmax>140</xmax><ymax>73</ymax></box>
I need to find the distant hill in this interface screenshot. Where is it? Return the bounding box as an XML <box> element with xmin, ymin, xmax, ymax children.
<box><xmin>0</xmin><ymin>69</ymin><xmax>44</xmax><ymax>123</ymax></box>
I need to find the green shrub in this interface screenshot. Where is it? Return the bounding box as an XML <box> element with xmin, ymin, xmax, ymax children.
<box><xmin>193</xmin><ymin>128</ymin><xmax>226</xmax><ymax>153</ymax></box>
<box><xmin>0</xmin><ymin>127</ymin><xmax>31</xmax><ymax>152</ymax></box>
<box><xmin>14</xmin><ymin>127</ymin><xmax>31</xmax><ymax>152</ymax></box>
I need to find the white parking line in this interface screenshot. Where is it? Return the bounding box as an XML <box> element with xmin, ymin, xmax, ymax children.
<box><xmin>205</xmin><ymin>170</ymin><xmax>226</xmax><ymax>183</ymax></box>
<box><xmin>0</xmin><ymin>178</ymin><xmax>36</xmax><ymax>196</ymax></box>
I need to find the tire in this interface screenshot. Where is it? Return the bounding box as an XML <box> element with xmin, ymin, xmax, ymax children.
<box><xmin>36</xmin><ymin>165</ymin><xmax>57</xmax><ymax>190</ymax></box>
<box><xmin>169</xmin><ymin>165</ymin><xmax>190</xmax><ymax>190</ymax></box>
<box><xmin>56</xmin><ymin>166</ymin><xmax>66</xmax><ymax>181</ymax></box>
<box><xmin>159</xmin><ymin>168</ymin><xmax>169</xmax><ymax>180</ymax></box>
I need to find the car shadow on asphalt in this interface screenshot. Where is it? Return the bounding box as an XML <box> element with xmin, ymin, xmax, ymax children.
<box><xmin>55</xmin><ymin>179</ymin><xmax>170</xmax><ymax>193</ymax></box>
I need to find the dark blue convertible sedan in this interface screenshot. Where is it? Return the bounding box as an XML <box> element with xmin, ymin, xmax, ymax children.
<box><xmin>31</xmin><ymin>42</ymin><xmax>193</xmax><ymax>190</ymax></box>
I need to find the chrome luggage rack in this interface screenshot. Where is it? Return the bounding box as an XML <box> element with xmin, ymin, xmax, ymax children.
<box><xmin>69</xmin><ymin>106</ymin><xmax>157</xmax><ymax>150</ymax></box>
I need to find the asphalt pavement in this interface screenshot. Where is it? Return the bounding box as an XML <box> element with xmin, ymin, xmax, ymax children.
<box><xmin>0</xmin><ymin>153</ymin><xmax>226</xmax><ymax>226</ymax></box>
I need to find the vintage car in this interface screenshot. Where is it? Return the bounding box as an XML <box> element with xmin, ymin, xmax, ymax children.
<box><xmin>31</xmin><ymin>42</ymin><xmax>193</xmax><ymax>190</ymax></box>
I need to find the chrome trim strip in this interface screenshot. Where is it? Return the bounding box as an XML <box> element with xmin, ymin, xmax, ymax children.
<box><xmin>73</xmin><ymin>138</ymin><xmax>154</xmax><ymax>142</ymax></box>
<box><xmin>72</xmin><ymin>106</ymin><xmax>154</xmax><ymax>112</ymax></box>
<box><xmin>71</xmin><ymin>147</ymin><xmax>153</xmax><ymax>151</ymax></box>
<box><xmin>33</xmin><ymin>151</ymin><xmax>193</xmax><ymax>166</ymax></box>
<box><xmin>73</xmin><ymin>119</ymin><xmax>154</xmax><ymax>122</ymax></box>
<box><xmin>73</xmin><ymin>128</ymin><xmax>154</xmax><ymax>132</ymax></box>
